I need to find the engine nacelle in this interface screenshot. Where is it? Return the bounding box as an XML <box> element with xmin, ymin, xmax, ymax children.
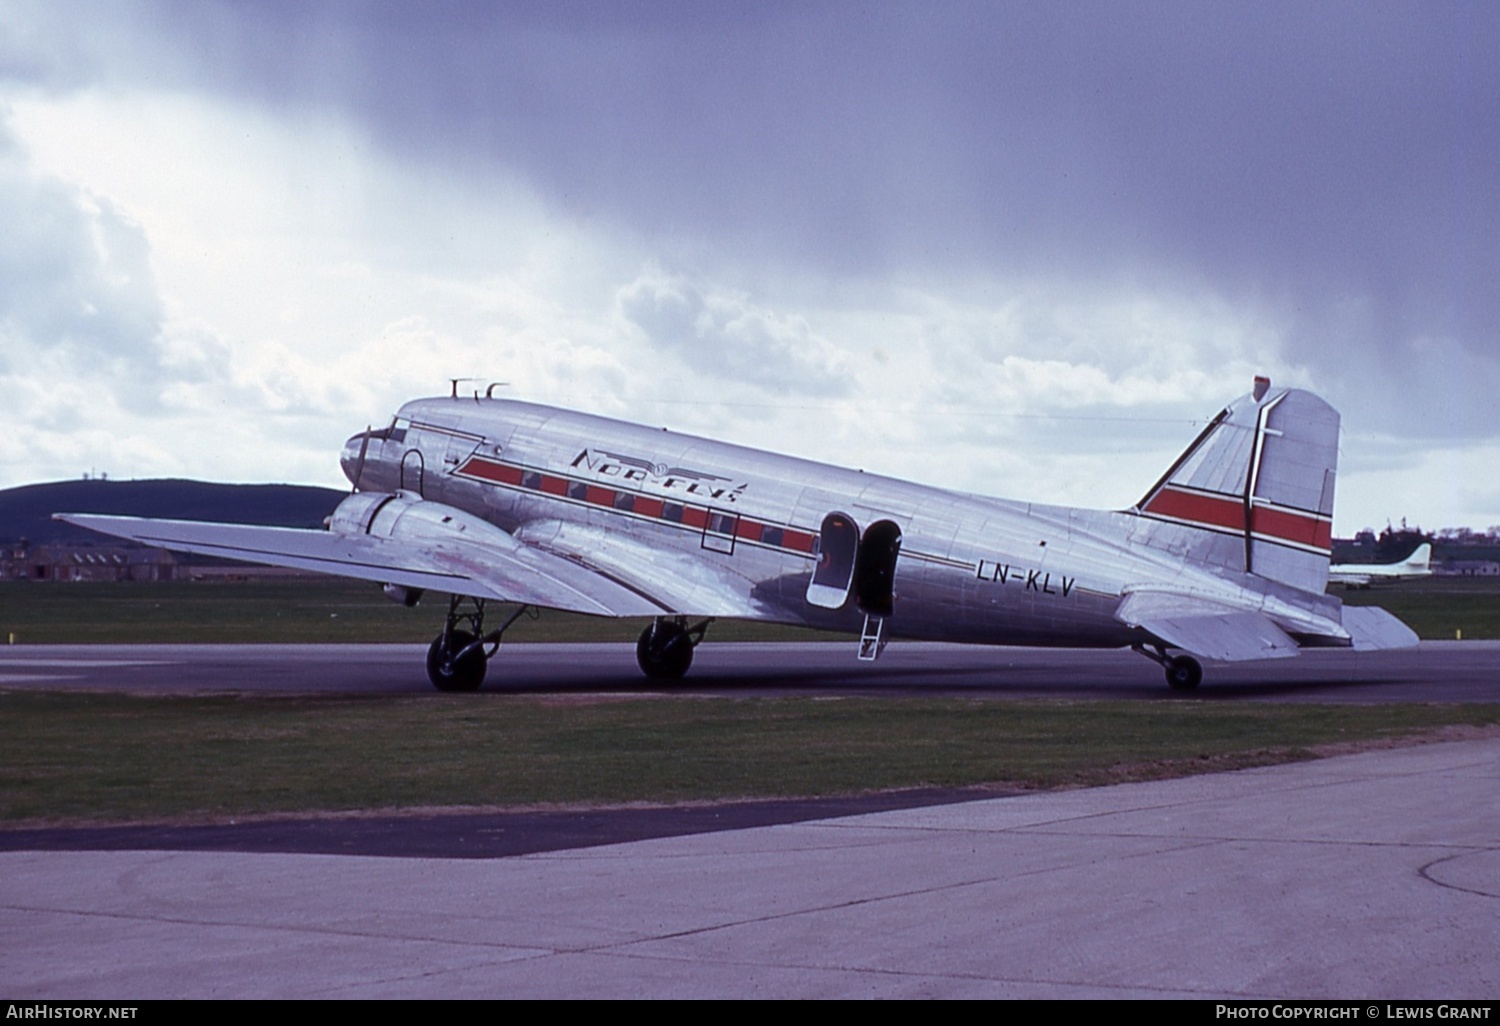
<box><xmin>327</xmin><ymin>491</ymin><xmax>419</xmax><ymax>536</ymax></box>
<box><xmin>382</xmin><ymin>583</ymin><xmax>424</xmax><ymax>607</ymax></box>
<box><xmin>326</xmin><ymin>491</ymin><xmax>529</xmax><ymax>577</ymax></box>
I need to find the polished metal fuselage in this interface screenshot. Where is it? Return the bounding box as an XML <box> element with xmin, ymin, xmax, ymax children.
<box><xmin>343</xmin><ymin>396</ymin><xmax>1335</xmax><ymax>648</ymax></box>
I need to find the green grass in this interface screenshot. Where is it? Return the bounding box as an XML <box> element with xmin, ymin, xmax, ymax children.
<box><xmin>3</xmin><ymin>690</ymin><xmax>1496</xmax><ymax>825</ymax></box>
<box><xmin>0</xmin><ymin>579</ymin><xmax>840</xmax><ymax>645</ymax></box>
<box><xmin>1338</xmin><ymin>577</ymin><xmax>1500</xmax><ymax>640</ymax></box>
<box><xmin>4</xmin><ymin>576</ymin><xmax>1499</xmax><ymax>644</ymax></box>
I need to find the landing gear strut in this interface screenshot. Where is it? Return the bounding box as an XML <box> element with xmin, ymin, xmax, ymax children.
<box><xmin>426</xmin><ymin>596</ymin><xmax>535</xmax><ymax>692</ymax></box>
<box><xmin>1132</xmin><ymin>643</ymin><xmax>1203</xmax><ymax>692</ymax></box>
<box><xmin>636</xmin><ymin>616</ymin><xmax>711</xmax><ymax>680</ymax></box>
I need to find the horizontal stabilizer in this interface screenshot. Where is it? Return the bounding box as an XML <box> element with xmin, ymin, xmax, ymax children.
<box><xmin>1340</xmin><ymin>605</ymin><xmax>1421</xmax><ymax>651</ymax></box>
<box><xmin>54</xmin><ymin>511</ymin><xmax>664</xmax><ymax>617</ymax></box>
<box><xmin>1117</xmin><ymin>590</ymin><xmax>1300</xmax><ymax>662</ymax></box>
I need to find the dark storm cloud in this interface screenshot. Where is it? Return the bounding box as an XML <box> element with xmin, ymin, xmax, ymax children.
<box><xmin>142</xmin><ymin>7</ymin><xmax>1497</xmax><ymax>257</ymax></box>
<box><xmin>19</xmin><ymin>1</ymin><xmax>1500</xmax><ymax>440</ymax></box>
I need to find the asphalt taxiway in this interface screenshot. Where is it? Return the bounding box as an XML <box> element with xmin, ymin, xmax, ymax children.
<box><xmin>4</xmin><ymin>737</ymin><xmax>1499</xmax><ymax>998</ymax></box>
<box><xmin>4</xmin><ymin>639</ymin><xmax>1500</xmax><ymax>702</ymax></box>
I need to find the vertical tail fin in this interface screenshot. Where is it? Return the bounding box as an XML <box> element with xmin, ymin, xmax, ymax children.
<box><xmin>1130</xmin><ymin>381</ymin><xmax>1338</xmax><ymax>594</ymax></box>
<box><xmin>1402</xmin><ymin>543</ymin><xmax>1432</xmax><ymax>573</ymax></box>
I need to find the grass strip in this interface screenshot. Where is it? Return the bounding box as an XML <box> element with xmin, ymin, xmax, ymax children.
<box><xmin>4</xmin><ymin>577</ymin><xmax>1500</xmax><ymax>644</ymax></box>
<box><xmin>3</xmin><ymin>689</ymin><xmax>1497</xmax><ymax>825</ymax></box>
<box><xmin>0</xmin><ymin>580</ymin><xmax>839</xmax><ymax>644</ymax></box>
<box><xmin>1340</xmin><ymin>578</ymin><xmax>1500</xmax><ymax>641</ymax></box>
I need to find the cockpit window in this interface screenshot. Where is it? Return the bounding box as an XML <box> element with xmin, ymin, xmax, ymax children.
<box><xmin>361</xmin><ymin>421</ymin><xmax>407</xmax><ymax>444</ymax></box>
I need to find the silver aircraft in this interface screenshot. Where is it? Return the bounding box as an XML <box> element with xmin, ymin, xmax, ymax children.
<box><xmin>60</xmin><ymin>377</ymin><xmax>1417</xmax><ymax>691</ymax></box>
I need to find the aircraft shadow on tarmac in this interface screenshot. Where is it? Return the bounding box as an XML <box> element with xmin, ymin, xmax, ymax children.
<box><xmin>489</xmin><ymin>658</ymin><xmax>1421</xmax><ymax>702</ymax></box>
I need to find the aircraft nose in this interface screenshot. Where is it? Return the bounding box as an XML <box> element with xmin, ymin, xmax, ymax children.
<box><xmin>340</xmin><ymin>432</ymin><xmax>370</xmax><ymax>487</ymax></box>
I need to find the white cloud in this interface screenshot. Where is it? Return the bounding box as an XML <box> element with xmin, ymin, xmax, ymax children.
<box><xmin>709</xmin><ymin>282</ymin><xmax>1306</xmax><ymax>509</ymax></box>
<box><xmin>0</xmin><ymin>143</ymin><xmax>162</xmax><ymax>373</ymax></box>
<box><xmin>1338</xmin><ymin>438</ymin><xmax>1500</xmax><ymax>536</ymax></box>
<box><xmin>616</xmin><ymin>270</ymin><xmax>852</xmax><ymax>395</ymax></box>
<box><xmin>2</xmin><ymin>90</ymin><xmax>648</xmax><ymax>484</ymax></box>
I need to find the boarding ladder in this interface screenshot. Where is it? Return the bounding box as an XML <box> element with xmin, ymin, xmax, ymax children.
<box><xmin>858</xmin><ymin>614</ymin><xmax>888</xmax><ymax>662</ymax></box>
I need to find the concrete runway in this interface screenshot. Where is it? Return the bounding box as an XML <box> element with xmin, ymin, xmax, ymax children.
<box><xmin>4</xmin><ymin>639</ymin><xmax>1500</xmax><ymax>702</ymax></box>
<box><xmin>4</xmin><ymin>737</ymin><xmax>1499</xmax><ymax>998</ymax></box>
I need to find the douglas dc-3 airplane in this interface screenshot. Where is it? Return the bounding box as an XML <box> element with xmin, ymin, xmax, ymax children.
<box><xmin>60</xmin><ymin>376</ymin><xmax>1417</xmax><ymax>692</ymax></box>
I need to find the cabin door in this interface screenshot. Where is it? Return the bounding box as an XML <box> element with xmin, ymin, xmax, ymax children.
<box><xmin>806</xmin><ymin>512</ymin><xmax>860</xmax><ymax>609</ymax></box>
<box><xmin>399</xmin><ymin>449</ymin><xmax>425</xmax><ymax>496</ymax></box>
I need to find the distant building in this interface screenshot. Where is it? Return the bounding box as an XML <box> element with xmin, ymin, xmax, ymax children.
<box><xmin>0</xmin><ymin>542</ymin><xmax>178</xmax><ymax>582</ymax></box>
<box><xmin>1436</xmin><ymin>560</ymin><xmax>1500</xmax><ymax>578</ymax></box>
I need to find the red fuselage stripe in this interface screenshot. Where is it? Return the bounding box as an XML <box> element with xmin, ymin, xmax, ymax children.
<box><xmin>456</xmin><ymin>456</ymin><xmax>811</xmax><ymax>556</ymax></box>
<box><xmin>460</xmin><ymin>460</ymin><xmax>523</xmax><ymax>486</ymax></box>
<box><xmin>782</xmin><ymin>530</ymin><xmax>816</xmax><ymax>553</ymax></box>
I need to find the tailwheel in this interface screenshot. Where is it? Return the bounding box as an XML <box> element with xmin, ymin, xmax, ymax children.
<box><xmin>1133</xmin><ymin>643</ymin><xmax>1205</xmax><ymax>692</ymax></box>
<box><xmin>636</xmin><ymin>616</ymin><xmax>709</xmax><ymax>680</ymax></box>
<box><xmin>1165</xmin><ymin>654</ymin><xmax>1203</xmax><ymax>692</ymax></box>
<box><xmin>427</xmin><ymin>629</ymin><xmax>486</xmax><ymax>692</ymax></box>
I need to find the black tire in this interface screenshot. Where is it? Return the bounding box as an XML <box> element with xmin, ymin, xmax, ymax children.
<box><xmin>636</xmin><ymin>621</ymin><xmax>694</xmax><ymax>680</ymax></box>
<box><xmin>1165</xmin><ymin>654</ymin><xmax>1203</xmax><ymax>692</ymax></box>
<box><xmin>427</xmin><ymin>630</ymin><xmax>486</xmax><ymax>692</ymax></box>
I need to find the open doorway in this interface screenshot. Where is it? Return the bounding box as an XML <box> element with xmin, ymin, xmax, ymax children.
<box><xmin>854</xmin><ymin>519</ymin><xmax>902</xmax><ymax>617</ymax></box>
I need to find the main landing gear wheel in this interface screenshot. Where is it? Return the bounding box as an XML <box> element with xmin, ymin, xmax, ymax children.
<box><xmin>427</xmin><ymin>629</ymin><xmax>487</xmax><ymax>692</ymax></box>
<box><xmin>636</xmin><ymin>618</ymin><xmax>705</xmax><ymax>680</ymax></box>
<box><xmin>1165</xmin><ymin>654</ymin><xmax>1203</xmax><ymax>692</ymax></box>
<box><xmin>421</xmin><ymin>596</ymin><xmax>535</xmax><ymax>693</ymax></box>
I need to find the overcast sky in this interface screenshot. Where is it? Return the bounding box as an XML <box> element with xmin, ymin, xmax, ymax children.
<box><xmin>1</xmin><ymin>0</ymin><xmax>1496</xmax><ymax>533</ymax></box>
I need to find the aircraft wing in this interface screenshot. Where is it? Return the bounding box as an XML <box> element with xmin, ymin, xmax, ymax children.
<box><xmin>1115</xmin><ymin>590</ymin><xmax>1301</xmax><ymax>661</ymax></box>
<box><xmin>54</xmin><ymin>511</ymin><xmax>665</xmax><ymax>617</ymax></box>
<box><xmin>513</xmin><ymin>520</ymin><xmax>770</xmax><ymax>618</ymax></box>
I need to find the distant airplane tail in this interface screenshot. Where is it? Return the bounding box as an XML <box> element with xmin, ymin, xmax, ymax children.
<box><xmin>1402</xmin><ymin>543</ymin><xmax>1432</xmax><ymax>573</ymax></box>
<box><xmin>1128</xmin><ymin>378</ymin><xmax>1338</xmax><ymax>595</ymax></box>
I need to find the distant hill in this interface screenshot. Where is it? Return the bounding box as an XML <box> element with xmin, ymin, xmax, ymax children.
<box><xmin>0</xmin><ymin>479</ymin><xmax>347</xmax><ymax>546</ymax></box>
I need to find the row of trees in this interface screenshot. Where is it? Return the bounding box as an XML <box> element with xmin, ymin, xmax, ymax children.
<box><xmin>1345</xmin><ymin>524</ymin><xmax>1500</xmax><ymax>563</ymax></box>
